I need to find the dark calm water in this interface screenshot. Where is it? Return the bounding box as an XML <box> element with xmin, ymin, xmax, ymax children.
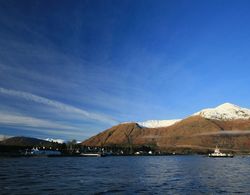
<box><xmin>1</xmin><ymin>156</ymin><xmax>250</xmax><ymax>194</ymax></box>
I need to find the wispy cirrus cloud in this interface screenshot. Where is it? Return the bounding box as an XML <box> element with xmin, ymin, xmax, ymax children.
<box><xmin>0</xmin><ymin>112</ymin><xmax>89</xmax><ymax>137</ymax></box>
<box><xmin>0</xmin><ymin>87</ymin><xmax>118</xmax><ymax>125</ymax></box>
<box><xmin>0</xmin><ymin>112</ymin><xmax>77</xmax><ymax>131</ymax></box>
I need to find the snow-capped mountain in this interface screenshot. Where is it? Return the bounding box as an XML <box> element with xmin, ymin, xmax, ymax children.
<box><xmin>45</xmin><ymin>138</ymin><xmax>65</xmax><ymax>144</ymax></box>
<box><xmin>137</xmin><ymin>119</ymin><xmax>181</xmax><ymax>128</ymax></box>
<box><xmin>193</xmin><ymin>103</ymin><xmax>250</xmax><ymax>120</ymax></box>
<box><xmin>83</xmin><ymin>102</ymin><xmax>250</xmax><ymax>153</ymax></box>
<box><xmin>128</xmin><ymin>103</ymin><xmax>250</xmax><ymax>128</ymax></box>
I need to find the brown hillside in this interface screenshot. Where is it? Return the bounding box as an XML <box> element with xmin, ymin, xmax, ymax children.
<box><xmin>82</xmin><ymin>116</ymin><xmax>250</xmax><ymax>152</ymax></box>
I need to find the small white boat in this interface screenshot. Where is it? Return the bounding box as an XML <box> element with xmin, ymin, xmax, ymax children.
<box><xmin>208</xmin><ymin>146</ymin><xmax>233</xmax><ymax>158</ymax></box>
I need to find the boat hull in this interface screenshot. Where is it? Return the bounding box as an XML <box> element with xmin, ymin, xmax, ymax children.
<box><xmin>208</xmin><ymin>154</ymin><xmax>234</xmax><ymax>158</ymax></box>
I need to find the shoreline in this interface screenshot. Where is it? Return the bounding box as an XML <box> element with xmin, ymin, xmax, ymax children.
<box><xmin>1</xmin><ymin>153</ymin><xmax>250</xmax><ymax>158</ymax></box>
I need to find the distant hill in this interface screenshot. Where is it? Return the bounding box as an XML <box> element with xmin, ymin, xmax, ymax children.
<box><xmin>0</xmin><ymin>136</ymin><xmax>62</xmax><ymax>147</ymax></box>
<box><xmin>82</xmin><ymin>103</ymin><xmax>250</xmax><ymax>153</ymax></box>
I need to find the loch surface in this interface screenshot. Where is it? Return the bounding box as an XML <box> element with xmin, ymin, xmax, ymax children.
<box><xmin>1</xmin><ymin>155</ymin><xmax>250</xmax><ymax>194</ymax></box>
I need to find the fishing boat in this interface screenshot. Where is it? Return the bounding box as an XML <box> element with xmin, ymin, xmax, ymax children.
<box><xmin>208</xmin><ymin>146</ymin><xmax>233</xmax><ymax>158</ymax></box>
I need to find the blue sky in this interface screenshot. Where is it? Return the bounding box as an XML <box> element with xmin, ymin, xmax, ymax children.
<box><xmin>1</xmin><ymin>0</ymin><xmax>250</xmax><ymax>141</ymax></box>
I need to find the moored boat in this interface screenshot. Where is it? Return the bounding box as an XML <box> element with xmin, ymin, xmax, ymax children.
<box><xmin>208</xmin><ymin>146</ymin><xmax>233</xmax><ymax>158</ymax></box>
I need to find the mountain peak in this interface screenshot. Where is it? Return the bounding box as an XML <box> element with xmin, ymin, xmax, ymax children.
<box><xmin>216</xmin><ymin>102</ymin><xmax>239</xmax><ymax>109</ymax></box>
<box><xmin>193</xmin><ymin>103</ymin><xmax>250</xmax><ymax>120</ymax></box>
<box><xmin>124</xmin><ymin>103</ymin><xmax>250</xmax><ymax>128</ymax></box>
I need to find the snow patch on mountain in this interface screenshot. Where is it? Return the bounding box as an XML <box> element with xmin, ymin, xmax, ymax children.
<box><xmin>124</xmin><ymin>103</ymin><xmax>250</xmax><ymax>128</ymax></box>
<box><xmin>193</xmin><ymin>103</ymin><xmax>250</xmax><ymax>120</ymax></box>
<box><xmin>137</xmin><ymin>119</ymin><xmax>181</xmax><ymax>128</ymax></box>
<box><xmin>45</xmin><ymin>138</ymin><xmax>65</xmax><ymax>144</ymax></box>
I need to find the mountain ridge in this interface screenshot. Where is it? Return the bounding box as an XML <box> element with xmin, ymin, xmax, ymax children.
<box><xmin>133</xmin><ymin>103</ymin><xmax>250</xmax><ymax>128</ymax></box>
<box><xmin>82</xmin><ymin>103</ymin><xmax>250</xmax><ymax>153</ymax></box>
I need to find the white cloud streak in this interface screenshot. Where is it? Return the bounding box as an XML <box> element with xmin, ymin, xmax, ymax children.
<box><xmin>0</xmin><ymin>113</ymin><xmax>77</xmax><ymax>130</ymax></box>
<box><xmin>0</xmin><ymin>87</ymin><xmax>118</xmax><ymax>125</ymax></box>
<box><xmin>0</xmin><ymin>112</ymin><xmax>86</xmax><ymax>137</ymax></box>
